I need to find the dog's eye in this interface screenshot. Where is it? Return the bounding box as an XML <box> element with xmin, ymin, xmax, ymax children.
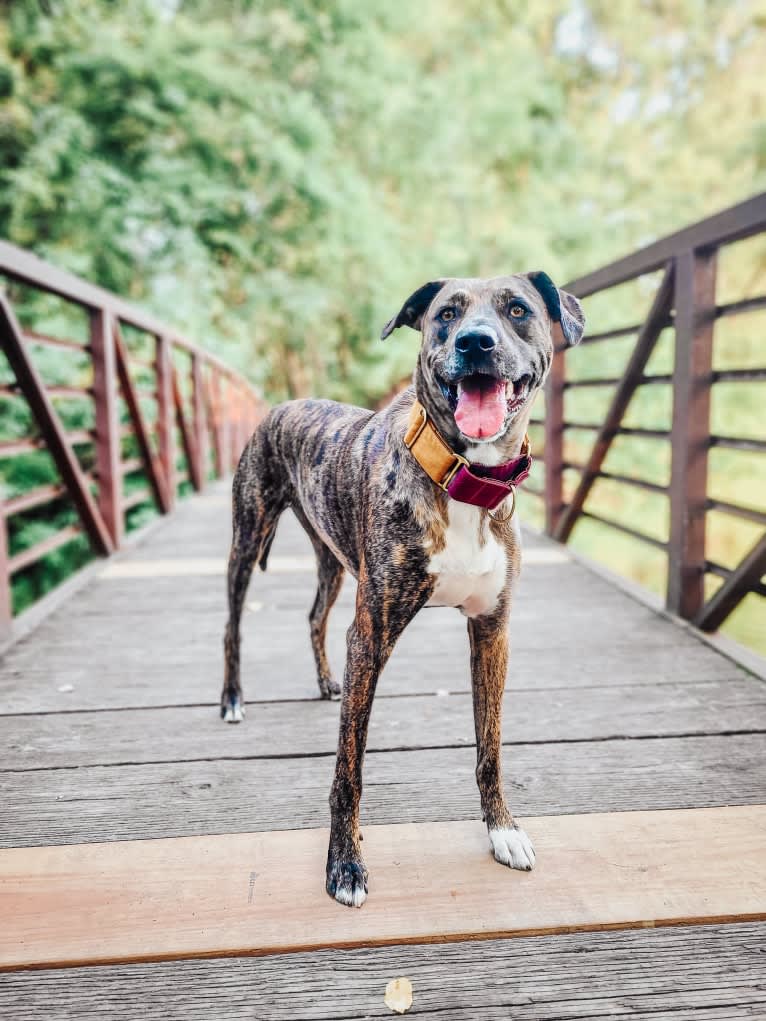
<box><xmin>439</xmin><ymin>308</ymin><xmax>456</xmax><ymax>322</ymax></box>
<box><xmin>509</xmin><ymin>303</ymin><xmax>528</xmax><ymax>319</ymax></box>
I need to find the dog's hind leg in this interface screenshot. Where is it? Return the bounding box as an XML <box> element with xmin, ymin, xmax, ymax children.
<box><xmin>292</xmin><ymin>506</ymin><xmax>345</xmax><ymax>699</ymax></box>
<box><xmin>221</xmin><ymin>461</ymin><xmax>287</xmax><ymax>723</ymax></box>
<box><xmin>309</xmin><ymin>544</ymin><xmax>345</xmax><ymax>699</ymax></box>
<box><xmin>221</xmin><ymin>521</ymin><xmax>260</xmax><ymax>723</ymax></box>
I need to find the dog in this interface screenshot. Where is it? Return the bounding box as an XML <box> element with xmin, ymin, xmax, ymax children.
<box><xmin>221</xmin><ymin>272</ymin><xmax>584</xmax><ymax>907</ymax></box>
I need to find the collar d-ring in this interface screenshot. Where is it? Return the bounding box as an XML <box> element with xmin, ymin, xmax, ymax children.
<box><xmin>488</xmin><ymin>486</ymin><xmax>516</xmax><ymax>523</ymax></box>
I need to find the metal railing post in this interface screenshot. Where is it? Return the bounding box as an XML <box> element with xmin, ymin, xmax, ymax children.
<box><xmin>0</xmin><ymin>514</ymin><xmax>11</xmax><ymax>640</ymax></box>
<box><xmin>90</xmin><ymin>307</ymin><xmax>123</xmax><ymax>546</ymax></box>
<box><xmin>192</xmin><ymin>353</ymin><xmax>207</xmax><ymax>489</ymax></box>
<box><xmin>667</xmin><ymin>248</ymin><xmax>717</xmax><ymax>619</ymax></box>
<box><xmin>544</xmin><ymin>349</ymin><xmax>565</xmax><ymax>535</ymax></box>
<box><xmin>156</xmin><ymin>334</ymin><xmax>175</xmax><ymax>508</ymax></box>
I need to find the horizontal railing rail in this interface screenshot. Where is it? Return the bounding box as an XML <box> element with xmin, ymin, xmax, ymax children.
<box><xmin>537</xmin><ymin>191</ymin><xmax>766</xmax><ymax>634</ymax></box>
<box><xmin>0</xmin><ymin>243</ymin><xmax>265</xmax><ymax>637</ymax></box>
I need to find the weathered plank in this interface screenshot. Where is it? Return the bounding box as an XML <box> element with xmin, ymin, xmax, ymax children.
<box><xmin>1</xmin><ymin>734</ymin><xmax>764</xmax><ymax>847</ymax></box>
<box><xmin>2</xmin><ymin>679</ymin><xmax>764</xmax><ymax>771</ymax></box>
<box><xmin>1</xmin><ymin>586</ymin><xmax>674</xmax><ymax>658</ymax></box>
<box><xmin>0</xmin><ymin>626</ymin><xmax>747</xmax><ymax>713</ymax></box>
<box><xmin>2</xmin><ymin>807</ymin><xmax>764</xmax><ymax>971</ymax></box>
<box><xmin>1</xmin><ymin>923</ymin><xmax>762</xmax><ymax>1021</ymax></box>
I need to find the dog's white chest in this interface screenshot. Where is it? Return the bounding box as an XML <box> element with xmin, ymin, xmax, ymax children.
<box><xmin>425</xmin><ymin>503</ymin><xmax>507</xmax><ymax>618</ymax></box>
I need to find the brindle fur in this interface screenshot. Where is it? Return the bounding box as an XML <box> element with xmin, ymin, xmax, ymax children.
<box><xmin>221</xmin><ymin>272</ymin><xmax>583</xmax><ymax>907</ymax></box>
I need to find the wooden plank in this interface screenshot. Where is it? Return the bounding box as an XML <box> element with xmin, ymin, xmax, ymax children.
<box><xmin>0</xmin><ymin>637</ymin><xmax>743</xmax><ymax>714</ymax></box>
<box><xmin>1</xmin><ymin>735</ymin><xmax>764</xmax><ymax>847</ymax></box>
<box><xmin>2</xmin><ymin>679</ymin><xmax>764</xmax><ymax>772</ymax></box>
<box><xmin>1</xmin><ymin>922</ymin><xmax>763</xmax><ymax>1021</ymax></box>
<box><xmin>0</xmin><ymin>806</ymin><xmax>764</xmax><ymax>971</ymax></box>
<box><xmin>0</xmin><ymin>587</ymin><xmax>749</xmax><ymax>712</ymax></box>
<box><xmin>0</xmin><ymin>294</ymin><xmax>113</xmax><ymax>556</ymax></box>
<box><xmin>667</xmin><ymin>249</ymin><xmax>716</xmax><ymax>619</ymax></box>
<box><xmin>554</xmin><ymin>265</ymin><xmax>674</xmax><ymax>544</ymax></box>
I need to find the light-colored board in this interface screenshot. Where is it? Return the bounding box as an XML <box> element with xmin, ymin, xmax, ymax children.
<box><xmin>2</xmin><ymin>923</ymin><xmax>764</xmax><ymax>1021</ymax></box>
<box><xmin>1</xmin><ymin>806</ymin><xmax>764</xmax><ymax>971</ymax></box>
<box><xmin>2</xmin><ymin>680</ymin><xmax>764</xmax><ymax>771</ymax></box>
<box><xmin>2</xmin><ymin>735</ymin><xmax>765</xmax><ymax>847</ymax></box>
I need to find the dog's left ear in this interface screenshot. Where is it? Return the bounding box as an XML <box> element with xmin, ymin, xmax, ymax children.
<box><xmin>380</xmin><ymin>280</ymin><xmax>447</xmax><ymax>340</ymax></box>
<box><xmin>526</xmin><ymin>271</ymin><xmax>585</xmax><ymax>347</ymax></box>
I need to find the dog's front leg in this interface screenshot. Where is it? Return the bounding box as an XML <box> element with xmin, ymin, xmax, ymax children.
<box><xmin>327</xmin><ymin>566</ymin><xmax>430</xmax><ymax>907</ymax></box>
<box><xmin>468</xmin><ymin>608</ymin><xmax>536</xmax><ymax>871</ymax></box>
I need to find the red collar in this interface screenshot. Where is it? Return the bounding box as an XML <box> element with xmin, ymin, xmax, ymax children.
<box><xmin>404</xmin><ymin>401</ymin><xmax>532</xmax><ymax>513</ymax></box>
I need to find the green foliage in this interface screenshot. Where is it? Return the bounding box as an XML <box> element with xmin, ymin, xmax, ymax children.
<box><xmin>1</xmin><ymin>0</ymin><xmax>765</xmax><ymax>646</ymax></box>
<box><xmin>3</xmin><ymin>0</ymin><xmax>763</xmax><ymax>401</ymax></box>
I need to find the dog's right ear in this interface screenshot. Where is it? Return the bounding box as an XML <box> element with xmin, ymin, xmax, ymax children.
<box><xmin>380</xmin><ymin>280</ymin><xmax>447</xmax><ymax>340</ymax></box>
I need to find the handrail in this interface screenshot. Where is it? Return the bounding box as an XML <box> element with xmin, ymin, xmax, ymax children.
<box><xmin>0</xmin><ymin>243</ymin><xmax>265</xmax><ymax>636</ymax></box>
<box><xmin>542</xmin><ymin>192</ymin><xmax>766</xmax><ymax>634</ymax></box>
<box><xmin>564</xmin><ymin>192</ymin><xmax>766</xmax><ymax>297</ymax></box>
<box><xmin>0</xmin><ymin>241</ymin><xmax>253</xmax><ymax>388</ymax></box>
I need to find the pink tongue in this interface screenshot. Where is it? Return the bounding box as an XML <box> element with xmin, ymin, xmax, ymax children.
<box><xmin>454</xmin><ymin>378</ymin><xmax>506</xmax><ymax>438</ymax></box>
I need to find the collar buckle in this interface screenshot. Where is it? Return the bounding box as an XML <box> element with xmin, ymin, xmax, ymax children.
<box><xmin>439</xmin><ymin>452</ymin><xmax>469</xmax><ymax>491</ymax></box>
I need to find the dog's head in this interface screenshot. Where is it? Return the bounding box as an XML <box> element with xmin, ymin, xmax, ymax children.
<box><xmin>381</xmin><ymin>273</ymin><xmax>584</xmax><ymax>452</ymax></box>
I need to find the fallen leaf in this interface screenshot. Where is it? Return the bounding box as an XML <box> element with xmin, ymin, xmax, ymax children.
<box><xmin>384</xmin><ymin>977</ymin><xmax>413</xmax><ymax>1015</ymax></box>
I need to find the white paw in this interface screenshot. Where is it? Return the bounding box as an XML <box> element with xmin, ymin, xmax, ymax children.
<box><xmin>223</xmin><ymin>703</ymin><xmax>245</xmax><ymax>723</ymax></box>
<box><xmin>333</xmin><ymin>882</ymin><xmax>367</xmax><ymax>908</ymax></box>
<box><xmin>489</xmin><ymin>825</ymin><xmax>536</xmax><ymax>871</ymax></box>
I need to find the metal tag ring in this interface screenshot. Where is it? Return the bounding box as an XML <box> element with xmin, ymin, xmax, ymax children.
<box><xmin>488</xmin><ymin>487</ymin><xmax>516</xmax><ymax>524</ymax></box>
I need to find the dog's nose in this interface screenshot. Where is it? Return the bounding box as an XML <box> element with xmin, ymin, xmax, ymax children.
<box><xmin>454</xmin><ymin>329</ymin><xmax>497</xmax><ymax>356</ymax></box>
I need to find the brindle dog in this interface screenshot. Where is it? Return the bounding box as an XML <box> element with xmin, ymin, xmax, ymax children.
<box><xmin>221</xmin><ymin>273</ymin><xmax>584</xmax><ymax>907</ymax></box>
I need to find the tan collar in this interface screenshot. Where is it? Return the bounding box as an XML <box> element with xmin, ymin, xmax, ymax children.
<box><xmin>403</xmin><ymin>400</ymin><xmax>532</xmax><ymax>513</ymax></box>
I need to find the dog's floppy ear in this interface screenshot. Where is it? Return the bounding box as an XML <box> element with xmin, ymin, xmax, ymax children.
<box><xmin>526</xmin><ymin>271</ymin><xmax>585</xmax><ymax>347</ymax></box>
<box><xmin>380</xmin><ymin>280</ymin><xmax>447</xmax><ymax>340</ymax></box>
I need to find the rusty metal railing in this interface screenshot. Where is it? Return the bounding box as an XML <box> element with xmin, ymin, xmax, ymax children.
<box><xmin>532</xmin><ymin>192</ymin><xmax>766</xmax><ymax>631</ymax></box>
<box><xmin>0</xmin><ymin>242</ymin><xmax>265</xmax><ymax>636</ymax></box>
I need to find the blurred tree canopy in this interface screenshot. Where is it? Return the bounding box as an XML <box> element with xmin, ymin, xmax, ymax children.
<box><xmin>1</xmin><ymin>0</ymin><xmax>765</xmax><ymax>404</ymax></box>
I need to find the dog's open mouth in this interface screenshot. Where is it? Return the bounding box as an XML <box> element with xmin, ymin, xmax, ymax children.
<box><xmin>441</xmin><ymin>373</ymin><xmax>531</xmax><ymax>440</ymax></box>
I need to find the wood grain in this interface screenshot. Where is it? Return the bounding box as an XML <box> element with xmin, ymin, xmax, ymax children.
<box><xmin>2</xmin><ymin>735</ymin><xmax>764</xmax><ymax>847</ymax></box>
<box><xmin>2</xmin><ymin>679</ymin><xmax>764</xmax><ymax>771</ymax></box>
<box><xmin>1</xmin><ymin>806</ymin><xmax>764</xmax><ymax>971</ymax></box>
<box><xmin>1</xmin><ymin>923</ymin><xmax>764</xmax><ymax>1021</ymax></box>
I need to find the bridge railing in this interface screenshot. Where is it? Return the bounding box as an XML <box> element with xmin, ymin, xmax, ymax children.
<box><xmin>532</xmin><ymin>192</ymin><xmax>766</xmax><ymax>632</ymax></box>
<box><xmin>0</xmin><ymin>243</ymin><xmax>264</xmax><ymax>636</ymax></box>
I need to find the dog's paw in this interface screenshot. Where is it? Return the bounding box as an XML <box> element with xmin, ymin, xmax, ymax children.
<box><xmin>326</xmin><ymin>857</ymin><xmax>368</xmax><ymax>908</ymax></box>
<box><xmin>489</xmin><ymin>823</ymin><xmax>536</xmax><ymax>871</ymax></box>
<box><xmin>220</xmin><ymin>696</ymin><xmax>245</xmax><ymax>724</ymax></box>
<box><xmin>318</xmin><ymin>677</ymin><xmax>342</xmax><ymax>700</ymax></box>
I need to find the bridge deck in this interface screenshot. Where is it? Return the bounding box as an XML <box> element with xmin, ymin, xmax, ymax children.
<box><xmin>1</xmin><ymin>481</ymin><xmax>764</xmax><ymax>1019</ymax></box>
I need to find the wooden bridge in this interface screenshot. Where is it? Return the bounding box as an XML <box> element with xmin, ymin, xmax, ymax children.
<box><xmin>1</xmin><ymin>196</ymin><xmax>765</xmax><ymax>1019</ymax></box>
